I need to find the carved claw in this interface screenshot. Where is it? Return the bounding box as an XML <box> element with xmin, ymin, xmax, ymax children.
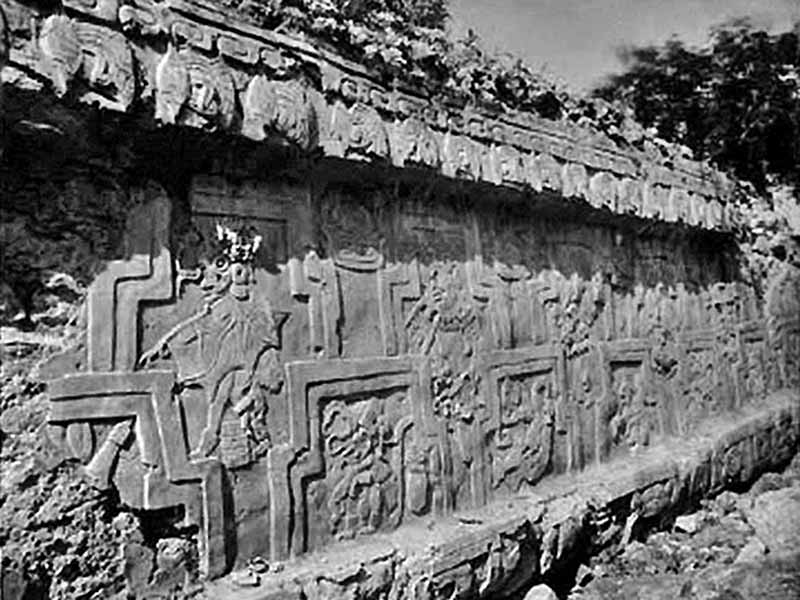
<box><xmin>137</xmin><ymin>345</ymin><xmax>163</xmax><ymax>368</ymax></box>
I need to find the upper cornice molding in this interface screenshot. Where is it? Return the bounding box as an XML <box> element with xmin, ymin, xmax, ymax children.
<box><xmin>1</xmin><ymin>0</ymin><xmax>738</xmax><ymax>231</ymax></box>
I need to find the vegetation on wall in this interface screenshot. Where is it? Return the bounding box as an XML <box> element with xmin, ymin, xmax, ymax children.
<box><xmin>592</xmin><ymin>19</ymin><xmax>800</xmax><ymax>293</ymax></box>
<box><xmin>224</xmin><ymin>1</ymin><xmax>575</xmax><ymax>117</ymax></box>
<box><xmin>594</xmin><ymin>20</ymin><xmax>800</xmax><ymax>192</ymax></box>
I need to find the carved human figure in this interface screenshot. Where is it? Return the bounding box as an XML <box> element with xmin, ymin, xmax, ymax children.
<box><xmin>492</xmin><ymin>375</ymin><xmax>554</xmax><ymax>491</ymax></box>
<box><xmin>610</xmin><ymin>371</ymin><xmax>650</xmax><ymax>451</ymax></box>
<box><xmin>406</xmin><ymin>262</ymin><xmax>485</xmax><ymax>507</ymax></box>
<box><xmin>140</xmin><ymin>224</ymin><xmax>282</xmax><ymax>460</ymax></box>
<box><xmin>323</xmin><ymin>398</ymin><xmax>401</xmax><ymax>539</ymax></box>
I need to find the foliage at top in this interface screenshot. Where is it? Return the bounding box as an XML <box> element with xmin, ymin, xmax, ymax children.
<box><xmin>215</xmin><ymin>1</ymin><xmax>705</xmax><ymax>168</ymax></box>
<box><xmin>594</xmin><ymin>20</ymin><xmax>800</xmax><ymax>192</ymax></box>
<box><xmin>223</xmin><ymin>1</ymin><xmax>568</xmax><ymax>116</ymax></box>
<box><xmin>593</xmin><ymin>19</ymin><xmax>800</xmax><ymax>294</ymax></box>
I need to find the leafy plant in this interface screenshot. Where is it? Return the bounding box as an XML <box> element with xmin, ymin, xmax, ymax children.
<box><xmin>594</xmin><ymin>19</ymin><xmax>800</xmax><ymax>191</ymax></box>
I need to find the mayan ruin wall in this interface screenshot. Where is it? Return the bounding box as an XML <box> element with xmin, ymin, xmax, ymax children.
<box><xmin>1</xmin><ymin>2</ymin><xmax>798</xmax><ymax>599</ymax></box>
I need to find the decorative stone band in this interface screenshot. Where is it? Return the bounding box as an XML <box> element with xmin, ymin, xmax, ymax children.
<box><xmin>1</xmin><ymin>0</ymin><xmax>735</xmax><ymax>231</ymax></box>
<box><xmin>204</xmin><ymin>390</ymin><xmax>800</xmax><ymax>600</ymax></box>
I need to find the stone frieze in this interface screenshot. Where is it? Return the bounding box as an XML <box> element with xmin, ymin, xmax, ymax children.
<box><xmin>38</xmin><ymin>176</ymin><xmax>800</xmax><ymax>584</ymax></box>
<box><xmin>1</xmin><ymin>0</ymin><xmax>737</xmax><ymax>231</ymax></box>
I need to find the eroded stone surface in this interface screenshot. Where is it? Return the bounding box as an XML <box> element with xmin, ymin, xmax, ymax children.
<box><xmin>0</xmin><ymin>4</ymin><xmax>799</xmax><ymax>598</ymax></box>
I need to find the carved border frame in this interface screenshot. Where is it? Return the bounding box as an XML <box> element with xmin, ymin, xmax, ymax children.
<box><xmin>479</xmin><ymin>344</ymin><xmax>564</xmax><ymax>503</ymax></box>
<box><xmin>48</xmin><ymin>371</ymin><xmax>226</xmax><ymax>578</ymax></box>
<box><xmin>676</xmin><ymin>328</ymin><xmax>720</xmax><ymax>436</ymax></box>
<box><xmin>272</xmin><ymin>355</ymin><xmax>436</xmax><ymax>558</ymax></box>
<box><xmin>734</xmin><ymin>319</ymin><xmax>772</xmax><ymax>407</ymax></box>
<box><xmin>597</xmin><ymin>339</ymin><xmax>653</xmax><ymax>461</ymax></box>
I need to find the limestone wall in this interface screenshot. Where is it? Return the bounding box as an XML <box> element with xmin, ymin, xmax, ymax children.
<box><xmin>1</xmin><ymin>2</ymin><xmax>798</xmax><ymax>596</ymax></box>
<box><xmin>31</xmin><ymin>171</ymin><xmax>800</xmax><ymax>588</ymax></box>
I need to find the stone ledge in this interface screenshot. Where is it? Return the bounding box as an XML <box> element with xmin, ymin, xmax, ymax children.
<box><xmin>205</xmin><ymin>389</ymin><xmax>800</xmax><ymax>600</ymax></box>
<box><xmin>0</xmin><ymin>0</ymin><xmax>736</xmax><ymax>233</ymax></box>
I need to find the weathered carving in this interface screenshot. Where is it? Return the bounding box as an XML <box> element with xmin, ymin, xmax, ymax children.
<box><xmin>242</xmin><ymin>76</ymin><xmax>317</xmax><ymax>149</ymax></box>
<box><xmin>155</xmin><ymin>46</ymin><xmax>235</xmax><ymax>129</ymax></box>
<box><xmin>598</xmin><ymin>341</ymin><xmax>658</xmax><ymax>458</ymax></box>
<box><xmin>330</xmin><ymin>101</ymin><xmax>390</xmax><ymax>160</ymax></box>
<box><xmin>394</xmin><ymin>117</ymin><xmax>440</xmax><ymax>168</ymax></box>
<box><xmin>492</xmin><ymin>144</ymin><xmax>525</xmax><ymax>185</ymax></box>
<box><xmin>45</xmin><ymin>190</ymin><xmax>227</xmax><ymax>578</ymax></box>
<box><xmin>766</xmin><ymin>265</ymin><xmax>800</xmax><ymax>389</ymax></box>
<box><xmin>482</xmin><ymin>348</ymin><xmax>560</xmax><ymax>494</ymax></box>
<box><xmin>406</xmin><ymin>263</ymin><xmax>489</xmax><ymax>508</ymax></box>
<box><xmin>64</xmin><ymin>0</ymin><xmax>120</xmax><ymax>23</ymax></box>
<box><xmin>119</xmin><ymin>0</ymin><xmax>174</xmax><ymax>36</ymax></box>
<box><xmin>617</xmin><ymin>177</ymin><xmax>643</xmax><ymax>214</ymax></box>
<box><xmin>280</xmin><ymin>356</ymin><xmax>439</xmax><ymax>556</ymax></box>
<box><xmin>527</xmin><ymin>152</ymin><xmax>562</xmax><ymax>192</ymax></box>
<box><xmin>587</xmin><ymin>171</ymin><xmax>618</xmax><ymax>211</ymax></box>
<box><xmin>289</xmin><ymin>250</ymin><xmax>341</xmax><ymax>358</ymax></box>
<box><xmin>38</xmin><ymin>15</ymin><xmax>82</xmax><ymax>96</ymax></box>
<box><xmin>38</xmin><ymin>15</ymin><xmax>135</xmax><ymax>109</ymax></box>
<box><xmin>315</xmin><ymin>392</ymin><xmax>406</xmax><ymax>541</ymax></box>
<box><xmin>140</xmin><ymin>224</ymin><xmax>283</xmax><ymax>464</ymax></box>
<box><xmin>442</xmin><ymin>133</ymin><xmax>483</xmax><ymax>180</ymax></box>
<box><xmin>561</xmin><ymin>162</ymin><xmax>589</xmax><ymax>199</ymax></box>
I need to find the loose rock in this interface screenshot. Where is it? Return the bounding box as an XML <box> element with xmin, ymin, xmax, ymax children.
<box><xmin>674</xmin><ymin>513</ymin><xmax>701</xmax><ymax>534</ymax></box>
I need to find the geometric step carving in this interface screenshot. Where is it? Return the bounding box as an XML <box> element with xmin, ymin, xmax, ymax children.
<box><xmin>47</xmin><ymin>371</ymin><xmax>226</xmax><ymax>578</ymax></box>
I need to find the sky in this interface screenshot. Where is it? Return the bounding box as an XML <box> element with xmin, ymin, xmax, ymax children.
<box><xmin>448</xmin><ymin>0</ymin><xmax>800</xmax><ymax>92</ymax></box>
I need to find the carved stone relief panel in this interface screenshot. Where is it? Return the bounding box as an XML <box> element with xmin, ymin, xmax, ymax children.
<box><xmin>38</xmin><ymin>14</ymin><xmax>135</xmax><ymax>110</ymax></box>
<box><xmin>139</xmin><ymin>219</ymin><xmax>284</xmax><ymax>468</ymax></box>
<box><xmin>677</xmin><ymin>330</ymin><xmax>720</xmax><ymax>436</ymax></box>
<box><xmin>35</xmin><ymin>163</ymin><xmax>795</xmax><ymax>583</ymax></box>
<box><xmin>480</xmin><ymin>346</ymin><xmax>562</xmax><ymax>500</ymax></box>
<box><xmin>735</xmin><ymin>321</ymin><xmax>773</xmax><ymax>407</ymax></box>
<box><xmin>564</xmin><ymin>347</ymin><xmax>603</xmax><ymax>472</ymax></box>
<box><xmin>277</xmin><ymin>356</ymin><xmax>440</xmax><ymax>557</ymax></box>
<box><xmin>404</xmin><ymin>261</ymin><xmax>489</xmax><ymax>511</ymax></box>
<box><xmin>765</xmin><ymin>266</ymin><xmax>800</xmax><ymax>389</ymax></box>
<box><xmin>597</xmin><ymin>341</ymin><xmax>660</xmax><ymax>460</ymax></box>
<box><xmin>389</xmin><ymin>190</ymin><xmax>492</xmax><ymax>510</ymax></box>
<box><xmin>177</xmin><ymin>176</ymin><xmax>330</xmax><ymax>364</ymax></box>
<box><xmin>307</xmin><ymin>388</ymin><xmax>409</xmax><ymax>545</ymax></box>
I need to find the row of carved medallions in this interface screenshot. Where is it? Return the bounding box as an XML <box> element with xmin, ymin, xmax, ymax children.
<box><xmin>0</xmin><ymin>0</ymin><xmax>738</xmax><ymax>231</ymax></box>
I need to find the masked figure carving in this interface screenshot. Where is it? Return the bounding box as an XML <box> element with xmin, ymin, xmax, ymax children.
<box><xmin>141</xmin><ymin>224</ymin><xmax>282</xmax><ymax>466</ymax></box>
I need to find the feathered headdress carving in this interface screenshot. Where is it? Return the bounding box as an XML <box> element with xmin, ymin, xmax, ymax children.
<box><xmin>215</xmin><ymin>223</ymin><xmax>262</xmax><ymax>263</ymax></box>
